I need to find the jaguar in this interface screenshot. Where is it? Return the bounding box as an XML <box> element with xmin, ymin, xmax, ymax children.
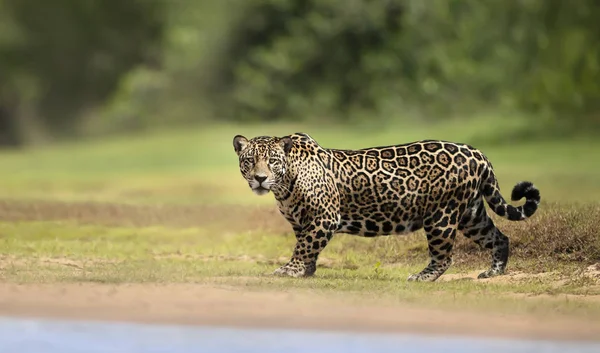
<box><xmin>232</xmin><ymin>132</ymin><xmax>540</xmax><ymax>281</ymax></box>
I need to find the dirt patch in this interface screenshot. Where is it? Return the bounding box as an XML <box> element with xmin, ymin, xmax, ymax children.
<box><xmin>439</xmin><ymin>270</ymin><xmax>560</xmax><ymax>283</ymax></box>
<box><xmin>0</xmin><ymin>254</ymin><xmax>356</xmax><ymax>277</ymax></box>
<box><xmin>508</xmin><ymin>291</ymin><xmax>600</xmax><ymax>303</ymax></box>
<box><xmin>584</xmin><ymin>263</ymin><xmax>600</xmax><ymax>279</ymax></box>
<box><xmin>0</xmin><ymin>255</ymin><xmax>120</xmax><ymax>271</ymax></box>
<box><xmin>0</xmin><ymin>282</ymin><xmax>599</xmax><ymax>342</ymax></box>
<box><xmin>440</xmin><ymin>269</ymin><xmax>600</xmax><ymax>293</ymax></box>
<box><xmin>0</xmin><ymin>199</ymin><xmax>290</xmax><ymax>234</ymax></box>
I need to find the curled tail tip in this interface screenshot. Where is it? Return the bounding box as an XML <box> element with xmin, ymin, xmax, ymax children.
<box><xmin>511</xmin><ymin>181</ymin><xmax>540</xmax><ymax>202</ymax></box>
<box><xmin>510</xmin><ymin>181</ymin><xmax>541</xmax><ymax>219</ymax></box>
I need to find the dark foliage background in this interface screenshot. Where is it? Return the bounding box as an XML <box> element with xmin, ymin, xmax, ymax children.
<box><xmin>1</xmin><ymin>0</ymin><xmax>599</xmax><ymax>146</ymax></box>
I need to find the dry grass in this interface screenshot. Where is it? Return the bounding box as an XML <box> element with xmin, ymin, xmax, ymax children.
<box><xmin>453</xmin><ymin>202</ymin><xmax>600</xmax><ymax>272</ymax></box>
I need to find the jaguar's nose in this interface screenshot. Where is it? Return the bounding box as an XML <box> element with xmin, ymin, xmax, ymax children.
<box><xmin>254</xmin><ymin>175</ymin><xmax>267</xmax><ymax>183</ymax></box>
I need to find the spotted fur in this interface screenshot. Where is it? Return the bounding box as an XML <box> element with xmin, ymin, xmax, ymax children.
<box><xmin>233</xmin><ymin>133</ymin><xmax>541</xmax><ymax>281</ymax></box>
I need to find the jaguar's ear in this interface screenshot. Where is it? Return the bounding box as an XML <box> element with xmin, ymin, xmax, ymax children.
<box><xmin>279</xmin><ymin>136</ymin><xmax>293</xmax><ymax>155</ymax></box>
<box><xmin>233</xmin><ymin>135</ymin><xmax>248</xmax><ymax>155</ymax></box>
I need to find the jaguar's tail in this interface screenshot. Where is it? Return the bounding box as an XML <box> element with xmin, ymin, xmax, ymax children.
<box><xmin>481</xmin><ymin>171</ymin><xmax>541</xmax><ymax>221</ymax></box>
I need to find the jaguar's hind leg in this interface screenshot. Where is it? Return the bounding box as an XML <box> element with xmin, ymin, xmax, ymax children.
<box><xmin>459</xmin><ymin>198</ymin><xmax>509</xmax><ymax>279</ymax></box>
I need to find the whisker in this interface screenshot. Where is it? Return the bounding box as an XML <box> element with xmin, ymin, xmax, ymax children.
<box><xmin>273</xmin><ymin>182</ymin><xmax>292</xmax><ymax>195</ymax></box>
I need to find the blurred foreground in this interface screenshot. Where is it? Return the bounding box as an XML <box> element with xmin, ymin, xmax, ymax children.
<box><xmin>2</xmin><ymin>283</ymin><xmax>600</xmax><ymax>347</ymax></box>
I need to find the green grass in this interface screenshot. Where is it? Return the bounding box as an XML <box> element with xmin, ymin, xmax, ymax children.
<box><xmin>1</xmin><ymin>118</ymin><xmax>599</xmax><ymax>204</ymax></box>
<box><xmin>0</xmin><ymin>118</ymin><xmax>599</xmax><ymax>318</ymax></box>
<box><xmin>1</xmin><ymin>203</ymin><xmax>598</xmax><ymax>292</ymax></box>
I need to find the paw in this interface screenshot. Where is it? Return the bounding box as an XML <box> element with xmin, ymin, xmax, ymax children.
<box><xmin>477</xmin><ymin>268</ymin><xmax>505</xmax><ymax>279</ymax></box>
<box><xmin>273</xmin><ymin>265</ymin><xmax>306</xmax><ymax>278</ymax></box>
<box><xmin>407</xmin><ymin>270</ymin><xmax>442</xmax><ymax>282</ymax></box>
<box><xmin>407</xmin><ymin>273</ymin><xmax>436</xmax><ymax>282</ymax></box>
<box><xmin>407</xmin><ymin>274</ymin><xmax>421</xmax><ymax>282</ymax></box>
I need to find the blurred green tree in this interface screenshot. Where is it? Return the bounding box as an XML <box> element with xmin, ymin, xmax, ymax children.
<box><xmin>201</xmin><ymin>0</ymin><xmax>600</xmax><ymax>131</ymax></box>
<box><xmin>0</xmin><ymin>0</ymin><xmax>165</xmax><ymax>145</ymax></box>
<box><xmin>1</xmin><ymin>0</ymin><xmax>600</xmax><ymax>146</ymax></box>
<box><xmin>203</xmin><ymin>0</ymin><xmax>405</xmax><ymax>122</ymax></box>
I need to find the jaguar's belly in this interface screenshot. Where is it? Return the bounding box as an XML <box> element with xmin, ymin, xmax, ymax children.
<box><xmin>336</xmin><ymin>214</ymin><xmax>423</xmax><ymax>237</ymax></box>
<box><xmin>335</xmin><ymin>189</ymin><xmax>425</xmax><ymax>237</ymax></box>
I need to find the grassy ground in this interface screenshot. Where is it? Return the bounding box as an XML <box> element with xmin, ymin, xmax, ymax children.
<box><xmin>1</xmin><ymin>117</ymin><xmax>599</xmax><ymax>204</ymax></box>
<box><xmin>0</xmin><ymin>118</ymin><xmax>599</xmax><ymax>320</ymax></box>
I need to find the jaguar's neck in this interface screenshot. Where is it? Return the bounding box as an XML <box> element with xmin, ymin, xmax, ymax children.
<box><xmin>272</xmin><ymin>153</ymin><xmax>300</xmax><ymax>202</ymax></box>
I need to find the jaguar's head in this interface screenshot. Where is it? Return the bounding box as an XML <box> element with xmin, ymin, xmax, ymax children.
<box><xmin>233</xmin><ymin>135</ymin><xmax>293</xmax><ymax>196</ymax></box>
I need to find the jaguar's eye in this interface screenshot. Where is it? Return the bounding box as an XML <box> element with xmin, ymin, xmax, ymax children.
<box><xmin>268</xmin><ymin>158</ymin><xmax>279</xmax><ymax>165</ymax></box>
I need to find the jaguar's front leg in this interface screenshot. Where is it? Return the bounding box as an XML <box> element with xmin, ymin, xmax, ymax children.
<box><xmin>273</xmin><ymin>218</ymin><xmax>336</xmax><ymax>278</ymax></box>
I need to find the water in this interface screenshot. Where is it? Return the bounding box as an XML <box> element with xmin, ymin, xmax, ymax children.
<box><xmin>1</xmin><ymin>316</ymin><xmax>599</xmax><ymax>353</ymax></box>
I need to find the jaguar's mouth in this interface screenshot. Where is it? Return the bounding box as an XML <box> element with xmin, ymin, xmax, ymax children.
<box><xmin>252</xmin><ymin>186</ymin><xmax>270</xmax><ymax>196</ymax></box>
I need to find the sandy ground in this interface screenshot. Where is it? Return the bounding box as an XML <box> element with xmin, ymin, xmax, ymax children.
<box><xmin>0</xmin><ymin>283</ymin><xmax>600</xmax><ymax>342</ymax></box>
